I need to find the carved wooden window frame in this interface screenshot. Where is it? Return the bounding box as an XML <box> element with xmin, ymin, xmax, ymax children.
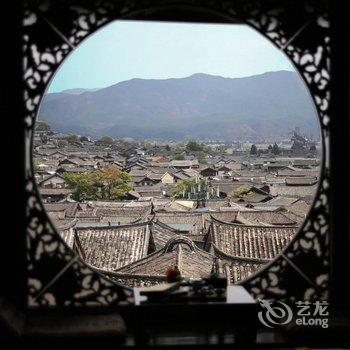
<box><xmin>23</xmin><ymin>0</ymin><xmax>330</xmax><ymax>308</ymax></box>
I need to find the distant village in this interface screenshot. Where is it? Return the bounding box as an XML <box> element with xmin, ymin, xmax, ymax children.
<box><xmin>34</xmin><ymin>122</ymin><xmax>321</xmax><ymax>287</ymax></box>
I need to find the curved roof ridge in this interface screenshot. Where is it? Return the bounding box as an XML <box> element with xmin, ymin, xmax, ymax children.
<box><xmin>74</xmin><ymin>220</ymin><xmax>150</xmax><ymax>231</ymax></box>
<box><xmin>114</xmin><ymin>236</ymin><xmax>215</xmax><ymax>274</ymax></box>
<box><xmin>212</xmin><ymin>244</ymin><xmax>271</xmax><ymax>263</ymax></box>
<box><xmin>163</xmin><ymin>235</ymin><xmax>216</xmax><ymax>258</ymax></box>
<box><xmin>164</xmin><ymin>235</ymin><xmax>196</xmax><ymax>253</ymax></box>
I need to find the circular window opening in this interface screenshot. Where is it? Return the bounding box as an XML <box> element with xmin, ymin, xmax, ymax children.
<box><xmin>33</xmin><ymin>20</ymin><xmax>322</xmax><ymax>288</ymax></box>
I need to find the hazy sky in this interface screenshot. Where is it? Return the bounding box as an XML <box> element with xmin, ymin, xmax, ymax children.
<box><xmin>48</xmin><ymin>20</ymin><xmax>294</xmax><ymax>93</ymax></box>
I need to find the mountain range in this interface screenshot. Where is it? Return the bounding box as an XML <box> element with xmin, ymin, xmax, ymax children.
<box><xmin>38</xmin><ymin>71</ymin><xmax>319</xmax><ymax>141</ymax></box>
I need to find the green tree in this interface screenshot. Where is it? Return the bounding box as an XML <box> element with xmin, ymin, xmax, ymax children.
<box><xmin>172</xmin><ymin>179</ymin><xmax>196</xmax><ymax>198</ymax></box>
<box><xmin>63</xmin><ymin>166</ymin><xmax>133</xmax><ymax>201</ymax></box>
<box><xmin>36</xmin><ymin>121</ymin><xmax>52</xmax><ymax>132</ymax></box>
<box><xmin>231</xmin><ymin>185</ymin><xmax>252</xmax><ymax>198</ymax></box>
<box><xmin>57</xmin><ymin>140</ymin><xmax>68</xmax><ymax>148</ymax></box>
<box><xmin>272</xmin><ymin>143</ymin><xmax>281</xmax><ymax>155</ymax></box>
<box><xmin>186</xmin><ymin>140</ymin><xmax>203</xmax><ymax>152</ymax></box>
<box><xmin>63</xmin><ymin>172</ymin><xmax>97</xmax><ymax>202</ymax></box>
<box><xmin>119</xmin><ymin>148</ymin><xmax>133</xmax><ymax>158</ymax></box>
<box><xmin>91</xmin><ymin>166</ymin><xmax>133</xmax><ymax>199</ymax></box>
<box><xmin>250</xmin><ymin>144</ymin><xmax>258</xmax><ymax>155</ymax></box>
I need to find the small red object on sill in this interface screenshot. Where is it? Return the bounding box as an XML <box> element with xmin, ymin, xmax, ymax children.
<box><xmin>166</xmin><ymin>266</ymin><xmax>182</xmax><ymax>282</ymax></box>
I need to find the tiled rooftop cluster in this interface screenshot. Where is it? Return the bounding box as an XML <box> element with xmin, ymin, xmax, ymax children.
<box><xmin>34</xmin><ymin>129</ymin><xmax>320</xmax><ymax>286</ymax></box>
<box><xmin>43</xmin><ymin>199</ymin><xmax>303</xmax><ymax>286</ymax></box>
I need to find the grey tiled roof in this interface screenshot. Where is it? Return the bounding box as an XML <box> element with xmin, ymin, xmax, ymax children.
<box><xmin>75</xmin><ymin>222</ymin><xmax>150</xmax><ymax>270</ymax></box>
<box><xmin>270</xmin><ymin>184</ymin><xmax>317</xmax><ymax>197</ymax></box>
<box><xmin>284</xmin><ymin>200</ymin><xmax>310</xmax><ymax>219</ymax></box>
<box><xmin>208</xmin><ymin>211</ymin><xmax>238</xmax><ymax>223</ymax></box>
<box><xmin>236</xmin><ymin>211</ymin><xmax>297</xmax><ymax>226</ymax></box>
<box><xmin>277</xmin><ymin>168</ymin><xmax>319</xmax><ymax>177</ymax></box>
<box><xmin>221</xmin><ymin>258</ymin><xmax>267</xmax><ymax>284</ymax></box>
<box><xmin>209</xmin><ymin>218</ymin><xmax>297</xmax><ymax>260</ymax></box>
<box><xmin>44</xmin><ymin>202</ymin><xmax>82</xmax><ymax>217</ymax></box>
<box><xmin>59</xmin><ymin>227</ymin><xmax>75</xmax><ymax>249</ymax></box>
<box><xmin>264</xmin><ymin>196</ymin><xmax>299</xmax><ymax>206</ymax></box>
<box><xmin>150</xmin><ymin>220</ymin><xmax>206</xmax><ymax>251</ymax></box>
<box><xmin>93</xmin><ymin>204</ymin><xmax>152</xmax><ymax>217</ymax></box>
<box><xmin>285</xmin><ymin>177</ymin><xmax>318</xmax><ymax>186</ymax></box>
<box><xmin>153</xmin><ymin>200</ymin><xmax>193</xmax><ymax>212</ymax></box>
<box><xmin>52</xmin><ymin>219</ymin><xmax>77</xmax><ymax>248</ymax></box>
<box><xmin>100</xmin><ymin>216</ymin><xmax>146</xmax><ymax>225</ymax></box>
<box><xmin>114</xmin><ymin>236</ymin><xmax>215</xmax><ymax>280</ymax></box>
<box><xmin>155</xmin><ymin>212</ymin><xmax>205</xmax><ymax>234</ymax></box>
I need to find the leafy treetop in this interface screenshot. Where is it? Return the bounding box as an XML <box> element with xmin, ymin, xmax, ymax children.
<box><xmin>65</xmin><ymin>134</ymin><xmax>79</xmax><ymax>143</ymax></box>
<box><xmin>36</xmin><ymin>121</ymin><xmax>52</xmax><ymax>132</ymax></box>
<box><xmin>250</xmin><ymin>144</ymin><xmax>258</xmax><ymax>155</ymax></box>
<box><xmin>186</xmin><ymin>140</ymin><xmax>204</xmax><ymax>152</ymax></box>
<box><xmin>63</xmin><ymin>165</ymin><xmax>133</xmax><ymax>202</ymax></box>
<box><xmin>272</xmin><ymin>143</ymin><xmax>281</xmax><ymax>155</ymax></box>
<box><xmin>231</xmin><ymin>185</ymin><xmax>252</xmax><ymax>198</ymax></box>
<box><xmin>172</xmin><ymin>179</ymin><xmax>196</xmax><ymax>198</ymax></box>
